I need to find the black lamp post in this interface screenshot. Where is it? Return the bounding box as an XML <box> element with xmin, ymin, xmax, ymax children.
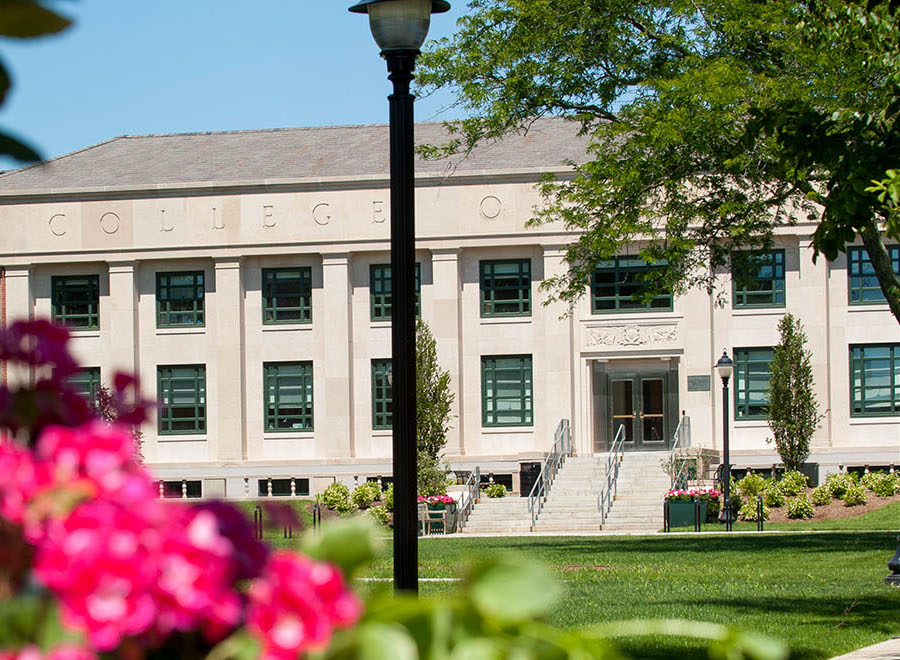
<box><xmin>349</xmin><ymin>0</ymin><xmax>450</xmax><ymax>595</ymax></box>
<box><xmin>715</xmin><ymin>350</ymin><xmax>734</xmax><ymax>528</ymax></box>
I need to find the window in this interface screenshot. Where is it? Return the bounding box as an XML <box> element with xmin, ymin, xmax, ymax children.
<box><xmin>257</xmin><ymin>478</ymin><xmax>310</xmax><ymax>497</ymax></box>
<box><xmin>68</xmin><ymin>367</ymin><xmax>101</xmax><ymax>401</ymax></box>
<box><xmin>156</xmin><ymin>271</ymin><xmax>205</xmax><ymax>327</ymax></box>
<box><xmin>734</xmin><ymin>348</ymin><xmax>774</xmax><ymax>420</ymax></box>
<box><xmin>850</xmin><ymin>344</ymin><xmax>900</xmax><ymax>416</ymax></box>
<box><xmin>591</xmin><ymin>257</ymin><xmax>672</xmax><ymax>313</ymax></box>
<box><xmin>372</xmin><ymin>359</ymin><xmax>392</xmax><ymax>429</ymax></box>
<box><xmin>482</xmin><ymin>355</ymin><xmax>533</xmax><ymax>427</ymax></box>
<box><xmin>262</xmin><ymin>267</ymin><xmax>312</xmax><ymax>324</ymax></box>
<box><xmin>264</xmin><ymin>362</ymin><xmax>314</xmax><ymax>431</ymax></box>
<box><xmin>370</xmin><ymin>263</ymin><xmax>421</xmax><ymax>321</ymax></box>
<box><xmin>848</xmin><ymin>245</ymin><xmax>900</xmax><ymax>305</ymax></box>
<box><xmin>157</xmin><ymin>365</ymin><xmax>206</xmax><ymax>434</ymax></box>
<box><xmin>732</xmin><ymin>250</ymin><xmax>785</xmax><ymax>308</ymax></box>
<box><xmin>52</xmin><ymin>275</ymin><xmax>99</xmax><ymax>329</ymax></box>
<box><xmin>161</xmin><ymin>481</ymin><xmax>202</xmax><ymax>498</ymax></box>
<box><xmin>480</xmin><ymin>259</ymin><xmax>531</xmax><ymax>317</ymax></box>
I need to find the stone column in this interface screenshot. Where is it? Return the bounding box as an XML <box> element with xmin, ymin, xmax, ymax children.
<box><xmin>212</xmin><ymin>258</ymin><xmax>245</xmax><ymax>462</ymax></box>
<box><xmin>107</xmin><ymin>262</ymin><xmax>138</xmax><ymax>375</ymax></box>
<box><xmin>540</xmin><ymin>247</ymin><xmax>575</xmax><ymax>449</ymax></box>
<box><xmin>431</xmin><ymin>248</ymin><xmax>463</xmax><ymax>456</ymax></box>
<box><xmin>4</xmin><ymin>266</ymin><xmax>32</xmax><ymax>387</ymax></box>
<box><xmin>321</xmin><ymin>253</ymin><xmax>353</xmax><ymax>458</ymax></box>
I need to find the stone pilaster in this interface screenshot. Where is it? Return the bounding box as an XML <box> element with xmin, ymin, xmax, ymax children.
<box><xmin>211</xmin><ymin>258</ymin><xmax>245</xmax><ymax>462</ymax></box>
<box><xmin>321</xmin><ymin>253</ymin><xmax>353</xmax><ymax>458</ymax></box>
<box><xmin>431</xmin><ymin>248</ymin><xmax>463</xmax><ymax>455</ymax></box>
<box><xmin>107</xmin><ymin>262</ymin><xmax>138</xmax><ymax>375</ymax></box>
<box><xmin>4</xmin><ymin>266</ymin><xmax>32</xmax><ymax>387</ymax></box>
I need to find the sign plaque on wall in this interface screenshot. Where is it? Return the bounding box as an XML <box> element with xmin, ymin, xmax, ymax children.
<box><xmin>687</xmin><ymin>375</ymin><xmax>711</xmax><ymax>392</ymax></box>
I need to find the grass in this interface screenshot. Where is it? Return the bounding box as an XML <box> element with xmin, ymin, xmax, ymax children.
<box><xmin>353</xmin><ymin>532</ymin><xmax>900</xmax><ymax>659</ymax></box>
<box><xmin>680</xmin><ymin>501</ymin><xmax>900</xmax><ymax>532</ymax></box>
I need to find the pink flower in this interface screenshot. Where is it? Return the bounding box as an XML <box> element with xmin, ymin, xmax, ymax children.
<box><xmin>0</xmin><ymin>440</ymin><xmax>41</xmax><ymax>524</ymax></box>
<box><xmin>195</xmin><ymin>501</ymin><xmax>269</xmax><ymax>581</ymax></box>
<box><xmin>247</xmin><ymin>552</ymin><xmax>362</xmax><ymax>660</ymax></box>
<box><xmin>0</xmin><ymin>646</ymin><xmax>96</xmax><ymax>660</ymax></box>
<box><xmin>0</xmin><ymin>320</ymin><xmax>79</xmax><ymax>378</ymax></box>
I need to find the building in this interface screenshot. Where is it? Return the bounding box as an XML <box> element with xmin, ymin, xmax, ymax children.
<box><xmin>0</xmin><ymin>119</ymin><xmax>896</xmax><ymax>498</ymax></box>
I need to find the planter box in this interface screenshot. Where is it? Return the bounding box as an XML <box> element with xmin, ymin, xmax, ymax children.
<box><xmin>667</xmin><ymin>500</ymin><xmax>707</xmax><ymax>528</ymax></box>
<box><xmin>425</xmin><ymin>502</ymin><xmax>458</xmax><ymax>534</ymax></box>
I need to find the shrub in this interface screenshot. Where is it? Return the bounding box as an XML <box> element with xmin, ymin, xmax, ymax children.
<box><xmin>383</xmin><ymin>483</ymin><xmax>394</xmax><ymax>512</ymax></box>
<box><xmin>484</xmin><ymin>483</ymin><xmax>507</xmax><ymax>498</ymax></box>
<box><xmin>321</xmin><ymin>482</ymin><xmax>355</xmax><ymax>514</ymax></box>
<box><xmin>736</xmin><ymin>472</ymin><xmax>767</xmax><ymax>498</ymax></box>
<box><xmin>738</xmin><ymin>499</ymin><xmax>769</xmax><ymax>522</ymax></box>
<box><xmin>786</xmin><ymin>495</ymin><xmax>815</xmax><ymax>519</ymax></box>
<box><xmin>418</xmin><ymin>454</ymin><xmax>449</xmax><ymax>498</ymax></box>
<box><xmin>825</xmin><ymin>472</ymin><xmax>857</xmax><ymax>499</ymax></box>
<box><xmin>778</xmin><ymin>470</ymin><xmax>808</xmax><ymax>496</ymax></box>
<box><xmin>764</xmin><ymin>486</ymin><xmax>786</xmax><ymax>508</ymax></box>
<box><xmin>860</xmin><ymin>471</ymin><xmax>881</xmax><ymax>491</ymax></box>
<box><xmin>351</xmin><ymin>483</ymin><xmax>379</xmax><ymax>509</ymax></box>
<box><xmin>812</xmin><ymin>485</ymin><xmax>832</xmax><ymax>506</ymax></box>
<box><xmin>842</xmin><ymin>483</ymin><xmax>868</xmax><ymax>507</ymax></box>
<box><xmin>872</xmin><ymin>473</ymin><xmax>899</xmax><ymax>498</ymax></box>
<box><xmin>367</xmin><ymin>504</ymin><xmax>390</xmax><ymax>525</ymax></box>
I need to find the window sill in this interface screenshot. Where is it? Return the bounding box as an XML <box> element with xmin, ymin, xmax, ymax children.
<box><xmin>263</xmin><ymin>432</ymin><xmax>315</xmax><ymax>440</ymax></box>
<box><xmin>732</xmin><ymin>308</ymin><xmax>785</xmax><ymax>317</ymax></box>
<box><xmin>156</xmin><ymin>327</ymin><xmax>206</xmax><ymax>336</ymax></box>
<box><xmin>481</xmin><ymin>426</ymin><xmax>534</xmax><ymax>434</ymax></box>
<box><xmin>480</xmin><ymin>316</ymin><xmax>532</xmax><ymax>325</ymax></box>
<box><xmin>849</xmin><ymin>416</ymin><xmax>900</xmax><ymax>424</ymax></box>
<box><xmin>68</xmin><ymin>330</ymin><xmax>101</xmax><ymax>338</ymax></box>
<box><xmin>158</xmin><ymin>435</ymin><xmax>207</xmax><ymax>442</ymax></box>
<box><xmin>372</xmin><ymin>429</ymin><xmax>393</xmax><ymax>437</ymax></box>
<box><xmin>581</xmin><ymin>311</ymin><xmax>682</xmax><ymax>323</ymax></box>
<box><xmin>261</xmin><ymin>324</ymin><xmax>313</xmax><ymax>333</ymax></box>
<box><xmin>847</xmin><ymin>304</ymin><xmax>892</xmax><ymax>312</ymax></box>
<box><xmin>733</xmin><ymin>419</ymin><xmax>769</xmax><ymax>428</ymax></box>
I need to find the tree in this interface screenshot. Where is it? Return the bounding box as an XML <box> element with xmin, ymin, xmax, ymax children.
<box><xmin>415</xmin><ymin>318</ymin><xmax>455</xmax><ymax>495</ymax></box>
<box><xmin>91</xmin><ymin>385</ymin><xmax>144</xmax><ymax>461</ymax></box>
<box><xmin>766</xmin><ymin>314</ymin><xmax>823</xmax><ymax>472</ymax></box>
<box><xmin>416</xmin><ymin>0</ymin><xmax>900</xmax><ymax>322</ymax></box>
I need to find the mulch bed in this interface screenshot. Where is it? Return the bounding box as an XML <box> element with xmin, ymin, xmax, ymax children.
<box><xmin>763</xmin><ymin>489</ymin><xmax>900</xmax><ymax>523</ymax></box>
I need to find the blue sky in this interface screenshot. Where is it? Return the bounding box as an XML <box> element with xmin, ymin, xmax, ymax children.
<box><xmin>0</xmin><ymin>1</ymin><xmax>466</xmax><ymax>167</ymax></box>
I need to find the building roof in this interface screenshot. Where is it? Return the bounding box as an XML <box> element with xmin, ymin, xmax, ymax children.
<box><xmin>0</xmin><ymin>118</ymin><xmax>589</xmax><ymax>195</ymax></box>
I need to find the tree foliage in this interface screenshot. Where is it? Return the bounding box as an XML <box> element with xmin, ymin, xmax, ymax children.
<box><xmin>766</xmin><ymin>314</ymin><xmax>823</xmax><ymax>472</ymax></box>
<box><xmin>417</xmin><ymin>0</ymin><xmax>900</xmax><ymax>321</ymax></box>
<box><xmin>416</xmin><ymin>318</ymin><xmax>454</xmax><ymax>495</ymax></box>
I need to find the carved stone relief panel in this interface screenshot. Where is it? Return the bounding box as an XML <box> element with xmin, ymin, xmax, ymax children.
<box><xmin>584</xmin><ymin>323</ymin><xmax>679</xmax><ymax>350</ymax></box>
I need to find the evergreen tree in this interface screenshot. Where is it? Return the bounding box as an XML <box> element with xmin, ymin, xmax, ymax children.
<box><xmin>767</xmin><ymin>314</ymin><xmax>823</xmax><ymax>472</ymax></box>
<box><xmin>415</xmin><ymin>318</ymin><xmax>455</xmax><ymax>495</ymax></box>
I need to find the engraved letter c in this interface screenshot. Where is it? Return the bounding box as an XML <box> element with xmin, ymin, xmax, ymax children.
<box><xmin>49</xmin><ymin>213</ymin><xmax>66</xmax><ymax>237</ymax></box>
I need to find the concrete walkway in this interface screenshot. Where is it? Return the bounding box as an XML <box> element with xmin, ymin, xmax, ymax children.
<box><xmin>831</xmin><ymin>638</ymin><xmax>900</xmax><ymax>659</ymax></box>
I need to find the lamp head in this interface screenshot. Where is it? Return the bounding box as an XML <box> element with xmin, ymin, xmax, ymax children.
<box><xmin>715</xmin><ymin>350</ymin><xmax>734</xmax><ymax>383</ymax></box>
<box><xmin>349</xmin><ymin>0</ymin><xmax>450</xmax><ymax>53</ymax></box>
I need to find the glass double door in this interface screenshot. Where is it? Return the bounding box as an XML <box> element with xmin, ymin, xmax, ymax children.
<box><xmin>610</xmin><ymin>374</ymin><xmax>667</xmax><ymax>450</ymax></box>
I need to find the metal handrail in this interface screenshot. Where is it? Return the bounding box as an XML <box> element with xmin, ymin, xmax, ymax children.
<box><xmin>598</xmin><ymin>424</ymin><xmax>626</xmax><ymax>526</ymax></box>
<box><xmin>668</xmin><ymin>415</ymin><xmax>692</xmax><ymax>490</ymax></box>
<box><xmin>527</xmin><ymin>419</ymin><xmax>572</xmax><ymax>529</ymax></box>
<box><xmin>457</xmin><ymin>466</ymin><xmax>480</xmax><ymax>532</ymax></box>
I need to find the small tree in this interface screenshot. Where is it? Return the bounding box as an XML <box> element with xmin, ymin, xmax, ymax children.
<box><xmin>766</xmin><ymin>314</ymin><xmax>823</xmax><ymax>472</ymax></box>
<box><xmin>92</xmin><ymin>385</ymin><xmax>144</xmax><ymax>461</ymax></box>
<box><xmin>416</xmin><ymin>318</ymin><xmax>454</xmax><ymax>495</ymax></box>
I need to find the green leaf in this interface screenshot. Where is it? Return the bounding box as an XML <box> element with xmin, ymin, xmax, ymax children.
<box><xmin>466</xmin><ymin>557</ymin><xmax>561</xmax><ymax>624</ymax></box>
<box><xmin>448</xmin><ymin>637</ymin><xmax>503</xmax><ymax>660</ymax></box>
<box><xmin>300</xmin><ymin>517</ymin><xmax>384</xmax><ymax>578</ymax></box>
<box><xmin>352</xmin><ymin>622</ymin><xmax>419</xmax><ymax>660</ymax></box>
<box><xmin>205</xmin><ymin>629</ymin><xmax>262</xmax><ymax>660</ymax></box>
<box><xmin>0</xmin><ymin>130</ymin><xmax>40</xmax><ymax>162</ymax></box>
<box><xmin>0</xmin><ymin>1</ymin><xmax>71</xmax><ymax>38</ymax></box>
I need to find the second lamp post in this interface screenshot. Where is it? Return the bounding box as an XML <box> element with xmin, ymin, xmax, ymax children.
<box><xmin>716</xmin><ymin>350</ymin><xmax>734</xmax><ymax>528</ymax></box>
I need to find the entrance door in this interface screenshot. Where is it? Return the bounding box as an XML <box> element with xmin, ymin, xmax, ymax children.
<box><xmin>609</xmin><ymin>374</ymin><xmax>668</xmax><ymax>450</ymax></box>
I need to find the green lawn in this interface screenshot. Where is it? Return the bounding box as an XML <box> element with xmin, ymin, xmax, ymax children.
<box><xmin>683</xmin><ymin>501</ymin><xmax>900</xmax><ymax>532</ymax></box>
<box><xmin>357</xmin><ymin>532</ymin><xmax>900</xmax><ymax>659</ymax></box>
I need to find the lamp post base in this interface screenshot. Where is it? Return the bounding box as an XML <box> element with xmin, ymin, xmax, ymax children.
<box><xmin>885</xmin><ymin>536</ymin><xmax>900</xmax><ymax>586</ymax></box>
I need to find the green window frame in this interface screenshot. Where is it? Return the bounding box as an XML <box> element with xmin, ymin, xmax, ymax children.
<box><xmin>850</xmin><ymin>344</ymin><xmax>900</xmax><ymax>417</ymax></box>
<box><xmin>734</xmin><ymin>348</ymin><xmax>774</xmax><ymax>420</ymax></box>
<box><xmin>264</xmin><ymin>361</ymin><xmax>314</xmax><ymax>432</ymax></box>
<box><xmin>371</xmin><ymin>359</ymin><xmax>393</xmax><ymax>430</ymax></box>
<box><xmin>370</xmin><ymin>263</ymin><xmax>421</xmax><ymax>321</ymax></box>
<box><xmin>52</xmin><ymin>275</ymin><xmax>99</xmax><ymax>329</ymax></box>
<box><xmin>480</xmin><ymin>259</ymin><xmax>531</xmax><ymax>317</ymax></box>
<box><xmin>732</xmin><ymin>250</ymin><xmax>786</xmax><ymax>308</ymax></box>
<box><xmin>848</xmin><ymin>245</ymin><xmax>900</xmax><ymax>305</ymax></box>
<box><xmin>158</xmin><ymin>364</ymin><xmax>206</xmax><ymax>435</ymax></box>
<box><xmin>156</xmin><ymin>271</ymin><xmax>205</xmax><ymax>327</ymax></box>
<box><xmin>591</xmin><ymin>257</ymin><xmax>672</xmax><ymax>313</ymax></box>
<box><xmin>262</xmin><ymin>267</ymin><xmax>312</xmax><ymax>324</ymax></box>
<box><xmin>482</xmin><ymin>355</ymin><xmax>533</xmax><ymax>427</ymax></box>
<box><xmin>68</xmin><ymin>367</ymin><xmax>101</xmax><ymax>401</ymax></box>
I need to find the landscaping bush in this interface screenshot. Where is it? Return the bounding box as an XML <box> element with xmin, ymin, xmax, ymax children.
<box><xmin>860</xmin><ymin>471</ymin><xmax>881</xmax><ymax>491</ymax></box>
<box><xmin>738</xmin><ymin>499</ymin><xmax>769</xmax><ymax>522</ymax></box>
<box><xmin>866</xmin><ymin>472</ymin><xmax>897</xmax><ymax>498</ymax></box>
<box><xmin>764</xmin><ymin>486</ymin><xmax>786</xmax><ymax>508</ymax></box>
<box><xmin>812</xmin><ymin>485</ymin><xmax>832</xmax><ymax>506</ymax></box>
<box><xmin>383</xmin><ymin>483</ymin><xmax>394</xmax><ymax>512</ymax></box>
<box><xmin>351</xmin><ymin>482</ymin><xmax>380</xmax><ymax>509</ymax></box>
<box><xmin>484</xmin><ymin>483</ymin><xmax>507</xmax><ymax>498</ymax></box>
<box><xmin>321</xmin><ymin>482</ymin><xmax>356</xmax><ymax>514</ymax></box>
<box><xmin>367</xmin><ymin>504</ymin><xmax>390</xmax><ymax>525</ymax></box>
<box><xmin>786</xmin><ymin>495</ymin><xmax>815</xmax><ymax>519</ymax></box>
<box><xmin>736</xmin><ymin>472</ymin><xmax>768</xmax><ymax>498</ymax></box>
<box><xmin>826</xmin><ymin>472</ymin><xmax>857</xmax><ymax>499</ymax></box>
<box><xmin>842</xmin><ymin>483</ymin><xmax>868</xmax><ymax>507</ymax></box>
<box><xmin>778</xmin><ymin>470</ymin><xmax>809</xmax><ymax>496</ymax></box>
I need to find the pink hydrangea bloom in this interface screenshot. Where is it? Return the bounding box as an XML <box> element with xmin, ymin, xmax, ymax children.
<box><xmin>247</xmin><ymin>552</ymin><xmax>362</xmax><ymax>660</ymax></box>
<box><xmin>0</xmin><ymin>440</ymin><xmax>41</xmax><ymax>523</ymax></box>
<box><xmin>0</xmin><ymin>646</ymin><xmax>96</xmax><ymax>660</ymax></box>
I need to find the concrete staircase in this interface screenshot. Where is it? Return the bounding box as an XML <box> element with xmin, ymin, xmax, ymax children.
<box><xmin>459</xmin><ymin>495</ymin><xmax>533</xmax><ymax>534</ymax></box>
<box><xmin>530</xmin><ymin>456</ymin><xmax>607</xmax><ymax>532</ymax></box>
<box><xmin>599</xmin><ymin>452</ymin><xmax>670</xmax><ymax>532</ymax></box>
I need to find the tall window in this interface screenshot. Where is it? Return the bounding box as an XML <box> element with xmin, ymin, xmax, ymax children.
<box><xmin>370</xmin><ymin>263</ymin><xmax>421</xmax><ymax>321</ymax></box>
<box><xmin>480</xmin><ymin>259</ymin><xmax>531</xmax><ymax>317</ymax></box>
<box><xmin>264</xmin><ymin>362</ymin><xmax>314</xmax><ymax>431</ymax></box>
<box><xmin>848</xmin><ymin>245</ymin><xmax>900</xmax><ymax>305</ymax></box>
<box><xmin>733</xmin><ymin>348</ymin><xmax>774</xmax><ymax>420</ymax></box>
<box><xmin>732</xmin><ymin>250</ymin><xmax>785</xmax><ymax>308</ymax></box>
<box><xmin>262</xmin><ymin>268</ymin><xmax>312</xmax><ymax>324</ymax></box>
<box><xmin>52</xmin><ymin>275</ymin><xmax>99</xmax><ymax>329</ymax></box>
<box><xmin>482</xmin><ymin>355</ymin><xmax>533</xmax><ymax>427</ymax></box>
<box><xmin>371</xmin><ymin>359</ymin><xmax>392</xmax><ymax>430</ymax></box>
<box><xmin>68</xmin><ymin>367</ymin><xmax>101</xmax><ymax>401</ymax></box>
<box><xmin>850</xmin><ymin>344</ymin><xmax>900</xmax><ymax>416</ymax></box>
<box><xmin>591</xmin><ymin>257</ymin><xmax>672</xmax><ymax>313</ymax></box>
<box><xmin>158</xmin><ymin>365</ymin><xmax>206</xmax><ymax>434</ymax></box>
<box><xmin>157</xmin><ymin>271</ymin><xmax>205</xmax><ymax>327</ymax></box>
